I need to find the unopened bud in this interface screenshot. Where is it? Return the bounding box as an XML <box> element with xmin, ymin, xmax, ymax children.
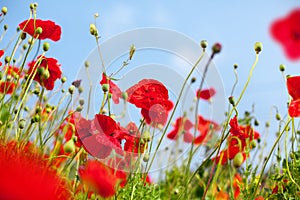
<box><xmin>279</xmin><ymin>64</ymin><xmax>285</xmax><ymax>72</ymax></box>
<box><xmin>212</xmin><ymin>43</ymin><xmax>222</xmax><ymax>54</ymax></box>
<box><xmin>20</xmin><ymin>32</ymin><xmax>26</xmax><ymax>40</ymax></box>
<box><xmin>43</xmin><ymin>42</ymin><xmax>50</xmax><ymax>51</ymax></box>
<box><xmin>19</xmin><ymin>119</ymin><xmax>26</xmax><ymax>129</ymax></box>
<box><xmin>228</xmin><ymin>96</ymin><xmax>235</xmax><ymax>106</ymax></box>
<box><xmin>61</xmin><ymin>76</ymin><xmax>67</xmax><ymax>83</ymax></box>
<box><xmin>89</xmin><ymin>24</ymin><xmax>97</xmax><ymax>36</ymax></box>
<box><xmin>1</xmin><ymin>7</ymin><xmax>7</xmax><ymax>15</ymax></box>
<box><xmin>143</xmin><ymin>153</ymin><xmax>150</xmax><ymax>162</ymax></box>
<box><xmin>35</xmin><ymin>27</ymin><xmax>43</xmax><ymax>35</ymax></box>
<box><xmin>254</xmin><ymin>42</ymin><xmax>263</xmax><ymax>54</ymax></box>
<box><xmin>200</xmin><ymin>40</ymin><xmax>208</xmax><ymax>49</ymax></box>
<box><xmin>233</xmin><ymin>152</ymin><xmax>244</xmax><ymax>168</ymax></box>
<box><xmin>64</xmin><ymin>140</ymin><xmax>76</xmax><ymax>153</ymax></box>
<box><xmin>68</xmin><ymin>85</ymin><xmax>75</xmax><ymax>94</ymax></box>
<box><xmin>102</xmin><ymin>84</ymin><xmax>109</xmax><ymax>92</ymax></box>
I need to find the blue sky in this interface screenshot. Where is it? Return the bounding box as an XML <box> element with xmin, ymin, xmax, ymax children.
<box><xmin>1</xmin><ymin>1</ymin><xmax>300</xmax><ymax>172</ymax></box>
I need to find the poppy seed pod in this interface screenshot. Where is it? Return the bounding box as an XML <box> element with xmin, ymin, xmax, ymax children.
<box><xmin>254</xmin><ymin>42</ymin><xmax>263</xmax><ymax>54</ymax></box>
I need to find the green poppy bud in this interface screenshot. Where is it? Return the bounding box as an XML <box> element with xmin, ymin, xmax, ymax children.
<box><xmin>1</xmin><ymin>7</ymin><xmax>7</xmax><ymax>15</ymax></box>
<box><xmin>233</xmin><ymin>152</ymin><xmax>244</xmax><ymax>168</ymax></box>
<box><xmin>43</xmin><ymin>42</ymin><xmax>50</xmax><ymax>52</ymax></box>
<box><xmin>254</xmin><ymin>42</ymin><xmax>263</xmax><ymax>54</ymax></box>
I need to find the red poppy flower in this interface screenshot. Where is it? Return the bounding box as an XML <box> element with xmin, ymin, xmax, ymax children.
<box><xmin>141</xmin><ymin>99</ymin><xmax>173</xmax><ymax>126</ymax></box>
<box><xmin>126</xmin><ymin>79</ymin><xmax>173</xmax><ymax>125</ymax></box>
<box><xmin>194</xmin><ymin>115</ymin><xmax>220</xmax><ymax>144</ymax></box>
<box><xmin>28</xmin><ymin>55</ymin><xmax>62</xmax><ymax>90</ymax></box>
<box><xmin>167</xmin><ymin>117</ymin><xmax>194</xmax><ymax>143</ymax></box>
<box><xmin>77</xmin><ymin>114</ymin><xmax>124</xmax><ymax>159</ymax></box>
<box><xmin>126</xmin><ymin>79</ymin><xmax>170</xmax><ymax>110</ymax></box>
<box><xmin>212</xmin><ymin>115</ymin><xmax>259</xmax><ymax>165</ymax></box>
<box><xmin>196</xmin><ymin>87</ymin><xmax>216</xmax><ymax>100</ymax></box>
<box><xmin>79</xmin><ymin>160</ymin><xmax>126</xmax><ymax>198</ymax></box>
<box><xmin>19</xmin><ymin>19</ymin><xmax>62</xmax><ymax>41</ymax></box>
<box><xmin>0</xmin><ymin>81</ymin><xmax>15</xmax><ymax>94</ymax></box>
<box><xmin>270</xmin><ymin>8</ymin><xmax>300</xmax><ymax>60</ymax></box>
<box><xmin>100</xmin><ymin>73</ymin><xmax>122</xmax><ymax>104</ymax></box>
<box><xmin>0</xmin><ymin>141</ymin><xmax>71</xmax><ymax>200</ymax></box>
<box><xmin>287</xmin><ymin>76</ymin><xmax>300</xmax><ymax>117</ymax></box>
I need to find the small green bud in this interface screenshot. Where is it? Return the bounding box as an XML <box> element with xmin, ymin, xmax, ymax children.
<box><xmin>41</xmin><ymin>69</ymin><xmax>50</xmax><ymax>80</ymax></box>
<box><xmin>24</xmin><ymin>106</ymin><xmax>30</xmax><ymax>112</ymax></box>
<box><xmin>20</xmin><ymin>32</ymin><xmax>26</xmax><ymax>40</ymax></box>
<box><xmin>35</xmin><ymin>27</ymin><xmax>43</xmax><ymax>35</ymax></box>
<box><xmin>30</xmin><ymin>3</ymin><xmax>35</xmax><ymax>9</ymax></box>
<box><xmin>43</xmin><ymin>42</ymin><xmax>50</xmax><ymax>51</ymax></box>
<box><xmin>32</xmin><ymin>114</ymin><xmax>40</xmax><ymax>123</ymax></box>
<box><xmin>68</xmin><ymin>85</ymin><xmax>75</xmax><ymax>94</ymax></box>
<box><xmin>275</xmin><ymin>113</ymin><xmax>281</xmax><ymax>121</ymax></box>
<box><xmin>89</xmin><ymin>24</ymin><xmax>97</xmax><ymax>36</ymax></box>
<box><xmin>143</xmin><ymin>153</ymin><xmax>150</xmax><ymax>162</ymax></box>
<box><xmin>78</xmin><ymin>86</ymin><xmax>83</xmax><ymax>93</ymax></box>
<box><xmin>212</xmin><ymin>42</ymin><xmax>222</xmax><ymax>54</ymax></box>
<box><xmin>33</xmin><ymin>3</ymin><xmax>38</xmax><ymax>8</ymax></box>
<box><xmin>279</xmin><ymin>64</ymin><xmax>285</xmax><ymax>72</ymax></box>
<box><xmin>254</xmin><ymin>119</ymin><xmax>259</xmax><ymax>126</ymax></box>
<box><xmin>228</xmin><ymin>96</ymin><xmax>235</xmax><ymax>106</ymax></box>
<box><xmin>61</xmin><ymin>76</ymin><xmax>67</xmax><ymax>83</ymax></box>
<box><xmin>19</xmin><ymin>119</ymin><xmax>26</xmax><ymax>129</ymax></box>
<box><xmin>250</xmin><ymin>140</ymin><xmax>257</xmax><ymax>149</ymax></box>
<box><xmin>45</xmin><ymin>107</ymin><xmax>52</xmax><ymax>114</ymax></box>
<box><xmin>94</xmin><ymin>13</ymin><xmax>99</xmax><ymax>18</ymax></box>
<box><xmin>233</xmin><ymin>64</ymin><xmax>238</xmax><ymax>69</ymax></box>
<box><xmin>233</xmin><ymin>152</ymin><xmax>244</xmax><ymax>168</ymax></box>
<box><xmin>63</xmin><ymin>140</ymin><xmax>76</xmax><ymax>153</ymax></box>
<box><xmin>33</xmin><ymin>88</ymin><xmax>40</xmax><ymax>95</ymax></box>
<box><xmin>254</xmin><ymin>42</ymin><xmax>263</xmax><ymax>54</ymax></box>
<box><xmin>1</xmin><ymin>7</ymin><xmax>7</xmax><ymax>15</ymax></box>
<box><xmin>4</xmin><ymin>24</ymin><xmax>8</xmax><ymax>31</ymax></box>
<box><xmin>200</xmin><ymin>40</ymin><xmax>208</xmax><ymax>49</ymax></box>
<box><xmin>76</xmin><ymin>105</ymin><xmax>83</xmax><ymax>112</ymax></box>
<box><xmin>84</xmin><ymin>61</ymin><xmax>90</xmax><ymax>68</ymax></box>
<box><xmin>143</xmin><ymin>131</ymin><xmax>151</xmax><ymax>142</ymax></box>
<box><xmin>35</xmin><ymin>106</ymin><xmax>42</xmax><ymax>114</ymax></box>
<box><xmin>22</xmin><ymin>44</ymin><xmax>28</xmax><ymax>50</ymax></box>
<box><xmin>79</xmin><ymin>99</ymin><xmax>85</xmax><ymax>105</ymax></box>
<box><xmin>102</xmin><ymin>84</ymin><xmax>109</xmax><ymax>92</ymax></box>
<box><xmin>4</xmin><ymin>56</ymin><xmax>10</xmax><ymax>64</ymax></box>
<box><xmin>129</xmin><ymin>44</ymin><xmax>136</xmax><ymax>60</ymax></box>
<box><xmin>28</xmin><ymin>38</ymin><xmax>33</xmax><ymax>45</ymax></box>
<box><xmin>191</xmin><ymin>77</ymin><xmax>196</xmax><ymax>83</ymax></box>
<box><xmin>265</xmin><ymin>122</ymin><xmax>270</xmax><ymax>128</ymax></box>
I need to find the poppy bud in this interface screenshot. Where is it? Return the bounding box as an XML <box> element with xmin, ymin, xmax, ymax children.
<box><xmin>35</xmin><ymin>106</ymin><xmax>42</xmax><ymax>114</ymax></box>
<box><xmin>200</xmin><ymin>40</ymin><xmax>208</xmax><ymax>49</ymax></box>
<box><xmin>143</xmin><ymin>131</ymin><xmax>151</xmax><ymax>142</ymax></box>
<box><xmin>61</xmin><ymin>76</ymin><xmax>67</xmax><ymax>83</ymax></box>
<box><xmin>64</xmin><ymin>139</ymin><xmax>76</xmax><ymax>153</ymax></box>
<box><xmin>254</xmin><ymin>119</ymin><xmax>259</xmax><ymax>126</ymax></box>
<box><xmin>79</xmin><ymin>99</ymin><xmax>85</xmax><ymax>105</ymax></box>
<box><xmin>1</xmin><ymin>7</ymin><xmax>7</xmax><ymax>15</ymax></box>
<box><xmin>275</xmin><ymin>113</ymin><xmax>281</xmax><ymax>121</ymax></box>
<box><xmin>102</xmin><ymin>84</ymin><xmax>109</xmax><ymax>92</ymax></box>
<box><xmin>78</xmin><ymin>86</ymin><xmax>84</xmax><ymax>93</ymax></box>
<box><xmin>129</xmin><ymin>44</ymin><xmax>136</xmax><ymax>60</ymax></box>
<box><xmin>31</xmin><ymin>114</ymin><xmax>40</xmax><ymax>123</ymax></box>
<box><xmin>143</xmin><ymin>153</ymin><xmax>150</xmax><ymax>162</ymax></box>
<box><xmin>254</xmin><ymin>42</ymin><xmax>263</xmax><ymax>54</ymax></box>
<box><xmin>84</xmin><ymin>61</ymin><xmax>90</xmax><ymax>68</ymax></box>
<box><xmin>19</xmin><ymin>119</ymin><xmax>26</xmax><ymax>129</ymax></box>
<box><xmin>212</xmin><ymin>43</ymin><xmax>222</xmax><ymax>54</ymax></box>
<box><xmin>4</xmin><ymin>24</ymin><xmax>8</xmax><ymax>31</ymax></box>
<box><xmin>22</xmin><ymin>44</ymin><xmax>28</xmax><ymax>50</ymax></box>
<box><xmin>41</xmin><ymin>69</ymin><xmax>50</xmax><ymax>80</ymax></box>
<box><xmin>89</xmin><ymin>24</ymin><xmax>98</xmax><ymax>36</ymax></box>
<box><xmin>233</xmin><ymin>152</ymin><xmax>244</xmax><ymax>168</ymax></box>
<box><xmin>228</xmin><ymin>96</ymin><xmax>235</xmax><ymax>106</ymax></box>
<box><xmin>35</xmin><ymin>27</ymin><xmax>43</xmax><ymax>35</ymax></box>
<box><xmin>250</xmin><ymin>140</ymin><xmax>257</xmax><ymax>149</ymax></box>
<box><xmin>30</xmin><ymin>4</ymin><xmax>35</xmax><ymax>9</ymax></box>
<box><xmin>24</xmin><ymin>106</ymin><xmax>30</xmax><ymax>112</ymax></box>
<box><xmin>45</xmin><ymin>107</ymin><xmax>52</xmax><ymax>114</ymax></box>
<box><xmin>279</xmin><ymin>64</ymin><xmax>285</xmax><ymax>72</ymax></box>
<box><xmin>76</xmin><ymin>105</ymin><xmax>83</xmax><ymax>112</ymax></box>
<box><xmin>265</xmin><ymin>122</ymin><xmax>270</xmax><ymax>128</ymax></box>
<box><xmin>68</xmin><ymin>85</ymin><xmax>75</xmax><ymax>94</ymax></box>
<box><xmin>191</xmin><ymin>77</ymin><xmax>196</xmax><ymax>83</ymax></box>
<box><xmin>4</xmin><ymin>56</ymin><xmax>10</xmax><ymax>64</ymax></box>
<box><xmin>233</xmin><ymin>64</ymin><xmax>238</xmax><ymax>69</ymax></box>
<box><xmin>43</xmin><ymin>42</ymin><xmax>50</xmax><ymax>52</ymax></box>
<box><xmin>20</xmin><ymin>32</ymin><xmax>26</xmax><ymax>40</ymax></box>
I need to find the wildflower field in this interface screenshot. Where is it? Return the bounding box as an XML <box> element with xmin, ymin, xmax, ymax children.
<box><xmin>0</xmin><ymin>2</ymin><xmax>300</xmax><ymax>200</ymax></box>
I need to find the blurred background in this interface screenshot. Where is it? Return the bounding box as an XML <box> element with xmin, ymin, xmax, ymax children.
<box><xmin>1</xmin><ymin>0</ymin><xmax>300</xmax><ymax>177</ymax></box>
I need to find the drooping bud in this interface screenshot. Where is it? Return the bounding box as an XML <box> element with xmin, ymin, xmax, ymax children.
<box><xmin>68</xmin><ymin>85</ymin><xmax>75</xmax><ymax>94</ymax></box>
<box><xmin>233</xmin><ymin>152</ymin><xmax>244</xmax><ymax>168</ymax></box>
<box><xmin>143</xmin><ymin>153</ymin><xmax>150</xmax><ymax>162</ymax></box>
<box><xmin>20</xmin><ymin>32</ymin><xmax>26</xmax><ymax>40</ymax></box>
<box><xmin>89</xmin><ymin>24</ymin><xmax>98</xmax><ymax>36</ymax></box>
<box><xmin>102</xmin><ymin>84</ymin><xmax>109</xmax><ymax>92</ymax></box>
<box><xmin>35</xmin><ymin>27</ymin><xmax>43</xmax><ymax>35</ymax></box>
<box><xmin>228</xmin><ymin>96</ymin><xmax>235</xmax><ymax>106</ymax></box>
<box><xmin>64</xmin><ymin>139</ymin><xmax>76</xmax><ymax>153</ymax></box>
